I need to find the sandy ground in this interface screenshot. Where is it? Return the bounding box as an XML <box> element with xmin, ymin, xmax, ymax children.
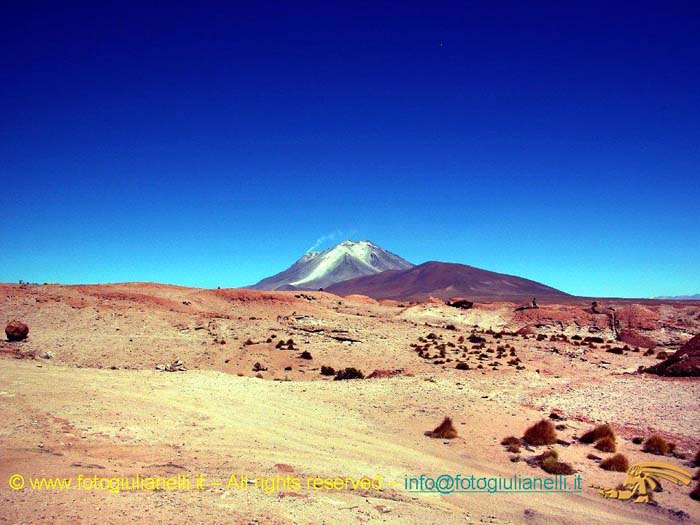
<box><xmin>1</xmin><ymin>283</ymin><xmax>699</xmax><ymax>524</ymax></box>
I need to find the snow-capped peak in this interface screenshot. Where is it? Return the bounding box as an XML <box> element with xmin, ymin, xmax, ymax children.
<box><xmin>251</xmin><ymin>240</ymin><xmax>413</xmax><ymax>291</ymax></box>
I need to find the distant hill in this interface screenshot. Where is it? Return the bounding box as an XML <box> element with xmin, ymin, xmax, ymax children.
<box><xmin>325</xmin><ymin>261</ymin><xmax>570</xmax><ymax>302</ymax></box>
<box><xmin>250</xmin><ymin>240</ymin><xmax>413</xmax><ymax>291</ymax></box>
<box><xmin>654</xmin><ymin>294</ymin><xmax>700</xmax><ymax>300</ymax></box>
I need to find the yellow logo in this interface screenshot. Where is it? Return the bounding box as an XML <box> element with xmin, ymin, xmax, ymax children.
<box><xmin>591</xmin><ymin>462</ymin><xmax>692</xmax><ymax>503</ymax></box>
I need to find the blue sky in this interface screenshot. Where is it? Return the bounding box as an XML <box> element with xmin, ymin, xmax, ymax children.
<box><xmin>2</xmin><ymin>2</ymin><xmax>699</xmax><ymax>297</ymax></box>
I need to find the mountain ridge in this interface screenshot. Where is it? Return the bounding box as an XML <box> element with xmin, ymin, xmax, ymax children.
<box><xmin>654</xmin><ymin>293</ymin><xmax>700</xmax><ymax>300</ymax></box>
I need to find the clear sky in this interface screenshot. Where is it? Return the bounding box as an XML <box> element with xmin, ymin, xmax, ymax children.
<box><xmin>2</xmin><ymin>2</ymin><xmax>699</xmax><ymax>297</ymax></box>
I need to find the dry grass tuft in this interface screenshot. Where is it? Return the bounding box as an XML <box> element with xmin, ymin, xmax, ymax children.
<box><xmin>506</xmin><ymin>442</ymin><xmax>521</xmax><ymax>453</ymax></box>
<box><xmin>600</xmin><ymin>454</ymin><xmax>629</xmax><ymax>472</ymax></box>
<box><xmin>532</xmin><ymin>449</ymin><xmax>574</xmax><ymax>475</ymax></box>
<box><xmin>538</xmin><ymin>449</ymin><xmax>559</xmax><ymax>462</ymax></box>
<box><xmin>334</xmin><ymin>367</ymin><xmax>364</xmax><ymax>380</ymax></box>
<box><xmin>643</xmin><ymin>435</ymin><xmax>670</xmax><ymax>455</ymax></box>
<box><xmin>579</xmin><ymin>424</ymin><xmax>614</xmax><ymax>444</ymax></box>
<box><xmin>594</xmin><ymin>436</ymin><xmax>617</xmax><ymax>453</ymax></box>
<box><xmin>501</xmin><ymin>436</ymin><xmax>521</xmax><ymax>446</ymax></box>
<box><xmin>427</xmin><ymin>417</ymin><xmax>459</xmax><ymax>439</ymax></box>
<box><xmin>523</xmin><ymin>419</ymin><xmax>557</xmax><ymax>446</ymax></box>
<box><xmin>541</xmin><ymin>456</ymin><xmax>575</xmax><ymax>475</ymax></box>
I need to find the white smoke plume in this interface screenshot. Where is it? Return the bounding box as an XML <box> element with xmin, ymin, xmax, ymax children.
<box><xmin>306</xmin><ymin>230</ymin><xmax>344</xmax><ymax>253</ymax></box>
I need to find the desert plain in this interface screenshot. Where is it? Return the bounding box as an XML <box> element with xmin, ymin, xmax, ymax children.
<box><xmin>1</xmin><ymin>282</ymin><xmax>699</xmax><ymax>524</ymax></box>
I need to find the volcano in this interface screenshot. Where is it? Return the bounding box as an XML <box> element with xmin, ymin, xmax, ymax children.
<box><xmin>250</xmin><ymin>240</ymin><xmax>413</xmax><ymax>291</ymax></box>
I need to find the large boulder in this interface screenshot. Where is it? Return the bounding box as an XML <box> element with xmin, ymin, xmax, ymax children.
<box><xmin>645</xmin><ymin>334</ymin><xmax>700</xmax><ymax>377</ymax></box>
<box><xmin>5</xmin><ymin>321</ymin><xmax>29</xmax><ymax>342</ymax></box>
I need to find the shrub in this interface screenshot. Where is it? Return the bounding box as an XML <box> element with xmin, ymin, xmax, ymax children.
<box><xmin>428</xmin><ymin>417</ymin><xmax>458</xmax><ymax>439</ymax></box>
<box><xmin>523</xmin><ymin>420</ymin><xmax>557</xmax><ymax>446</ymax></box>
<box><xmin>594</xmin><ymin>436</ymin><xmax>616</xmax><ymax>453</ymax></box>
<box><xmin>334</xmin><ymin>367</ymin><xmax>364</xmax><ymax>380</ymax></box>
<box><xmin>579</xmin><ymin>424</ymin><xmax>614</xmax><ymax>444</ymax></box>
<box><xmin>320</xmin><ymin>366</ymin><xmax>335</xmax><ymax>376</ymax></box>
<box><xmin>468</xmin><ymin>334</ymin><xmax>486</xmax><ymax>344</ymax></box>
<box><xmin>299</xmin><ymin>350</ymin><xmax>312</xmax><ymax>360</ymax></box>
<box><xmin>600</xmin><ymin>454</ymin><xmax>629</xmax><ymax>472</ymax></box>
<box><xmin>691</xmin><ymin>482</ymin><xmax>700</xmax><ymax>501</ymax></box>
<box><xmin>694</xmin><ymin>449</ymin><xmax>700</xmax><ymax>466</ymax></box>
<box><xmin>643</xmin><ymin>435</ymin><xmax>670</xmax><ymax>455</ymax></box>
<box><xmin>455</xmin><ymin>362</ymin><xmax>470</xmax><ymax>370</ymax></box>
<box><xmin>655</xmin><ymin>351</ymin><xmax>669</xmax><ymax>360</ymax></box>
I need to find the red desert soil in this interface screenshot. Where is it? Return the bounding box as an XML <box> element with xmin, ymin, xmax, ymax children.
<box><xmin>1</xmin><ymin>282</ymin><xmax>699</xmax><ymax>524</ymax></box>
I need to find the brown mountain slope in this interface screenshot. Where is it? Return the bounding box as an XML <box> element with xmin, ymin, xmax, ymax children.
<box><xmin>325</xmin><ymin>261</ymin><xmax>570</xmax><ymax>301</ymax></box>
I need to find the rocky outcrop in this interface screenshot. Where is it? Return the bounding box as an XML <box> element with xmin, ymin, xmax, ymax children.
<box><xmin>446</xmin><ymin>297</ymin><xmax>474</xmax><ymax>309</ymax></box>
<box><xmin>617</xmin><ymin>329</ymin><xmax>656</xmax><ymax>349</ymax></box>
<box><xmin>644</xmin><ymin>334</ymin><xmax>700</xmax><ymax>376</ymax></box>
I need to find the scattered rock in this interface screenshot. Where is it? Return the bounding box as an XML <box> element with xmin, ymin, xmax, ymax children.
<box><xmin>0</xmin><ymin>346</ymin><xmax>35</xmax><ymax>360</ymax></box>
<box><xmin>156</xmin><ymin>359</ymin><xmax>187</xmax><ymax>372</ymax></box>
<box><xmin>367</xmin><ymin>369</ymin><xmax>405</xmax><ymax>379</ymax></box>
<box><xmin>275</xmin><ymin>463</ymin><xmax>294</xmax><ymax>473</ymax></box>
<box><xmin>516</xmin><ymin>325</ymin><xmax>535</xmax><ymax>335</ymax></box>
